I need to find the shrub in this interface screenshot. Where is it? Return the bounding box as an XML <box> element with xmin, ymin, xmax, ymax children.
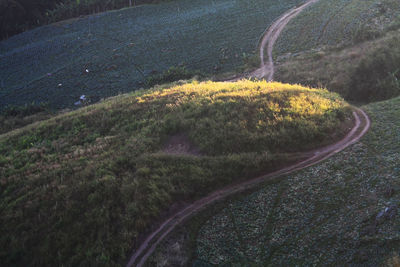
<box><xmin>2</xmin><ymin>102</ymin><xmax>49</xmax><ymax>117</ymax></box>
<box><xmin>145</xmin><ymin>66</ymin><xmax>203</xmax><ymax>87</ymax></box>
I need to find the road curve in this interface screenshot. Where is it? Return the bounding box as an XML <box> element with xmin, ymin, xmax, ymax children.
<box><xmin>227</xmin><ymin>0</ymin><xmax>319</xmax><ymax>82</ymax></box>
<box><xmin>126</xmin><ymin>107</ymin><xmax>370</xmax><ymax>267</ymax></box>
<box><xmin>253</xmin><ymin>0</ymin><xmax>320</xmax><ymax>81</ymax></box>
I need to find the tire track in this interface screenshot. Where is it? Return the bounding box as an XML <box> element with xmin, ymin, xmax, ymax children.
<box><xmin>256</xmin><ymin>0</ymin><xmax>320</xmax><ymax>81</ymax></box>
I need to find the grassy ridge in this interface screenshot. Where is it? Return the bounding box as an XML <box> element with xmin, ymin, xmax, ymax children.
<box><xmin>192</xmin><ymin>95</ymin><xmax>400</xmax><ymax>266</ymax></box>
<box><xmin>0</xmin><ymin>80</ymin><xmax>350</xmax><ymax>266</ymax></box>
<box><xmin>0</xmin><ymin>0</ymin><xmax>303</xmax><ymax>110</ymax></box>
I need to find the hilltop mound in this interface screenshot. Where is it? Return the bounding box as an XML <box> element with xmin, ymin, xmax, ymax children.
<box><xmin>0</xmin><ymin>80</ymin><xmax>352</xmax><ymax>265</ymax></box>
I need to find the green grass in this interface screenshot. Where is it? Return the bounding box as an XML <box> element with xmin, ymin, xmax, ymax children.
<box><xmin>0</xmin><ymin>80</ymin><xmax>351</xmax><ymax>266</ymax></box>
<box><xmin>275</xmin><ymin>29</ymin><xmax>400</xmax><ymax>103</ymax></box>
<box><xmin>150</xmin><ymin>95</ymin><xmax>400</xmax><ymax>267</ymax></box>
<box><xmin>274</xmin><ymin>0</ymin><xmax>400</xmax><ymax>57</ymax></box>
<box><xmin>0</xmin><ymin>0</ymin><xmax>303</xmax><ymax>111</ymax></box>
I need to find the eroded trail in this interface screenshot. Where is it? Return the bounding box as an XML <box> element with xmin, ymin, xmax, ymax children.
<box><xmin>127</xmin><ymin>108</ymin><xmax>370</xmax><ymax>267</ymax></box>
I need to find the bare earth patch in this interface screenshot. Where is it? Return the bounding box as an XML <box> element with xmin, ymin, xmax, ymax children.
<box><xmin>163</xmin><ymin>133</ymin><xmax>201</xmax><ymax>156</ymax></box>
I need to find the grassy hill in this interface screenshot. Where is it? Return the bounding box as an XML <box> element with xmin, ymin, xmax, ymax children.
<box><xmin>3</xmin><ymin>0</ymin><xmax>400</xmax><ymax>265</ymax></box>
<box><xmin>0</xmin><ymin>0</ymin><xmax>303</xmax><ymax>111</ymax></box>
<box><xmin>192</xmin><ymin>94</ymin><xmax>400</xmax><ymax>266</ymax></box>
<box><xmin>0</xmin><ymin>80</ymin><xmax>351</xmax><ymax>266</ymax></box>
<box><xmin>143</xmin><ymin>0</ymin><xmax>400</xmax><ymax>266</ymax></box>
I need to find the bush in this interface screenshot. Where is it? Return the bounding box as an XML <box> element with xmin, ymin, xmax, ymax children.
<box><xmin>1</xmin><ymin>102</ymin><xmax>49</xmax><ymax>118</ymax></box>
<box><xmin>0</xmin><ymin>102</ymin><xmax>52</xmax><ymax>135</ymax></box>
<box><xmin>145</xmin><ymin>66</ymin><xmax>203</xmax><ymax>87</ymax></box>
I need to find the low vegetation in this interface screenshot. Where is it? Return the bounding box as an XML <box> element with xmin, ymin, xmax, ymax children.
<box><xmin>0</xmin><ymin>80</ymin><xmax>351</xmax><ymax>266</ymax></box>
<box><xmin>150</xmin><ymin>94</ymin><xmax>400</xmax><ymax>267</ymax></box>
<box><xmin>0</xmin><ymin>0</ymin><xmax>303</xmax><ymax>111</ymax></box>
<box><xmin>274</xmin><ymin>0</ymin><xmax>400</xmax><ymax>56</ymax></box>
<box><xmin>275</xmin><ymin>29</ymin><xmax>400</xmax><ymax>103</ymax></box>
<box><xmin>145</xmin><ymin>66</ymin><xmax>204</xmax><ymax>87</ymax></box>
<box><xmin>0</xmin><ymin>102</ymin><xmax>54</xmax><ymax>135</ymax></box>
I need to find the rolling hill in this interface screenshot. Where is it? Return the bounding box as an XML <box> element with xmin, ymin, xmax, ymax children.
<box><xmin>1</xmin><ymin>0</ymin><xmax>400</xmax><ymax>266</ymax></box>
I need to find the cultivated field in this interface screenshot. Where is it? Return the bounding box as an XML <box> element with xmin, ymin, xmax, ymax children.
<box><xmin>274</xmin><ymin>0</ymin><xmax>400</xmax><ymax>56</ymax></box>
<box><xmin>2</xmin><ymin>0</ymin><xmax>400</xmax><ymax>265</ymax></box>
<box><xmin>0</xmin><ymin>0</ymin><xmax>303</xmax><ymax>110</ymax></box>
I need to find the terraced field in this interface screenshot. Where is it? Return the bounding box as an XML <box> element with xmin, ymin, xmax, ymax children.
<box><xmin>274</xmin><ymin>0</ymin><xmax>400</xmax><ymax>56</ymax></box>
<box><xmin>0</xmin><ymin>0</ymin><xmax>303</xmax><ymax>110</ymax></box>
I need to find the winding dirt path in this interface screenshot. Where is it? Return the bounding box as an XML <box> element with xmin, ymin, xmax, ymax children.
<box><xmin>126</xmin><ymin>1</ymin><xmax>371</xmax><ymax>265</ymax></box>
<box><xmin>127</xmin><ymin>108</ymin><xmax>370</xmax><ymax>267</ymax></box>
<box><xmin>228</xmin><ymin>0</ymin><xmax>320</xmax><ymax>82</ymax></box>
<box><xmin>254</xmin><ymin>0</ymin><xmax>320</xmax><ymax>81</ymax></box>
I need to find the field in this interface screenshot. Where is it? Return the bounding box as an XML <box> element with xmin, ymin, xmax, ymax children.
<box><xmin>0</xmin><ymin>80</ymin><xmax>351</xmax><ymax>266</ymax></box>
<box><xmin>149</xmin><ymin>95</ymin><xmax>400</xmax><ymax>267</ymax></box>
<box><xmin>274</xmin><ymin>0</ymin><xmax>400</xmax><ymax>56</ymax></box>
<box><xmin>0</xmin><ymin>0</ymin><xmax>304</xmax><ymax>111</ymax></box>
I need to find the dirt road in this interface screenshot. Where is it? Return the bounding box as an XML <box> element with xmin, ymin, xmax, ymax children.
<box><xmin>127</xmin><ymin>107</ymin><xmax>370</xmax><ymax>266</ymax></box>
<box><xmin>253</xmin><ymin>0</ymin><xmax>320</xmax><ymax>81</ymax></box>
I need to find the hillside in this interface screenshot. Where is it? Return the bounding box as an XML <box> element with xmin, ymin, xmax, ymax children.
<box><xmin>0</xmin><ymin>0</ymin><xmax>303</xmax><ymax>110</ymax></box>
<box><xmin>274</xmin><ymin>0</ymin><xmax>400</xmax><ymax>56</ymax></box>
<box><xmin>273</xmin><ymin>0</ymin><xmax>400</xmax><ymax>103</ymax></box>
<box><xmin>276</xmin><ymin>29</ymin><xmax>400</xmax><ymax>102</ymax></box>
<box><xmin>2</xmin><ymin>0</ymin><xmax>400</xmax><ymax>265</ymax></box>
<box><xmin>138</xmin><ymin>0</ymin><xmax>400</xmax><ymax>265</ymax></box>
<box><xmin>150</xmin><ymin>94</ymin><xmax>400</xmax><ymax>266</ymax></box>
<box><xmin>0</xmin><ymin>81</ymin><xmax>352</xmax><ymax>265</ymax></box>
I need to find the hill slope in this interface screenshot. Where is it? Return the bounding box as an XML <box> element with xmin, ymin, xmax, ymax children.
<box><xmin>0</xmin><ymin>80</ymin><xmax>351</xmax><ymax>266</ymax></box>
<box><xmin>149</xmin><ymin>94</ymin><xmax>400</xmax><ymax>267</ymax></box>
<box><xmin>193</xmin><ymin>96</ymin><xmax>400</xmax><ymax>266</ymax></box>
<box><xmin>274</xmin><ymin>0</ymin><xmax>400</xmax><ymax>56</ymax></box>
